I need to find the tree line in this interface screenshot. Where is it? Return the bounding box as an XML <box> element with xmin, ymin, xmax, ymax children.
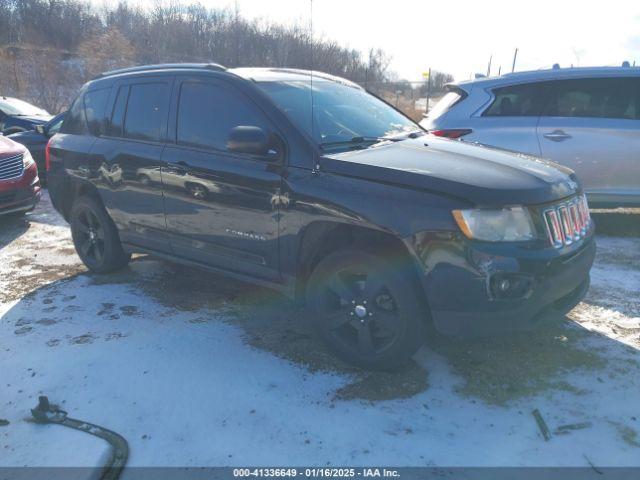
<box><xmin>0</xmin><ymin>0</ymin><xmax>452</xmax><ymax>117</ymax></box>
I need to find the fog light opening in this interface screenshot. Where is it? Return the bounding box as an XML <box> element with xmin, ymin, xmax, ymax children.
<box><xmin>490</xmin><ymin>273</ymin><xmax>534</xmax><ymax>300</ymax></box>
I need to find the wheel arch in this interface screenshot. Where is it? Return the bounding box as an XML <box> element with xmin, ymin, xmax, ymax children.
<box><xmin>294</xmin><ymin>221</ymin><xmax>427</xmax><ymax>308</ymax></box>
<box><xmin>55</xmin><ymin>178</ymin><xmax>103</xmax><ymax>221</ymax></box>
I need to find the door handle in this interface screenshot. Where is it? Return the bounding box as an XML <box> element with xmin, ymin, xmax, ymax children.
<box><xmin>543</xmin><ymin>130</ymin><xmax>572</xmax><ymax>142</ymax></box>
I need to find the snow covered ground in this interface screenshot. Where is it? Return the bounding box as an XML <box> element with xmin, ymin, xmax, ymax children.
<box><xmin>1</xmin><ymin>193</ymin><xmax>639</xmax><ymax>474</ymax></box>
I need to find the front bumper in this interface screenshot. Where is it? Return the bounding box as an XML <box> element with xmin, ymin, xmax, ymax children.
<box><xmin>413</xmin><ymin>232</ymin><xmax>596</xmax><ymax>336</ymax></box>
<box><xmin>0</xmin><ymin>162</ymin><xmax>41</xmax><ymax>215</ymax></box>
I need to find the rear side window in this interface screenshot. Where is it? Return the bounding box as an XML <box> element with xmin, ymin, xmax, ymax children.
<box><xmin>544</xmin><ymin>78</ymin><xmax>640</xmax><ymax>120</ymax></box>
<box><xmin>123</xmin><ymin>83</ymin><xmax>170</xmax><ymax>142</ymax></box>
<box><xmin>483</xmin><ymin>83</ymin><xmax>546</xmax><ymax>117</ymax></box>
<box><xmin>108</xmin><ymin>86</ymin><xmax>129</xmax><ymax>137</ymax></box>
<box><xmin>84</xmin><ymin>88</ymin><xmax>110</xmax><ymax>136</ymax></box>
<box><xmin>176</xmin><ymin>82</ymin><xmax>269</xmax><ymax>151</ymax></box>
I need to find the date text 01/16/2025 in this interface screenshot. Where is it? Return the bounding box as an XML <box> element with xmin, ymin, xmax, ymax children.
<box><xmin>233</xmin><ymin>468</ymin><xmax>400</xmax><ymax>477</ymax></box>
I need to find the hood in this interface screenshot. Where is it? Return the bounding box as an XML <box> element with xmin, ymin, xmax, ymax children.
<box><xmin>7</xmin><ymin>129</ymin><xmax>42</xmax><ymax>144</ymax></box>
<box><xmin>322</xmin><ymin>136</ymin><xmax>579</xmax><ymax>206</ymax></box>
<box><xmin>17</xmin><ymin>114</ymin><xmax>51</xmax><ymax>124</ymax></box>
<box><xmin>0</xmin><ymin>135</ymin><xmax>26</xmax><ymax>158</ymax></box>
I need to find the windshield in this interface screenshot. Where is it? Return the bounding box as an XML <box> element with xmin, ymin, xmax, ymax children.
<box><xmin>47</xmin><ymin>112</ymin><xmax>66</xmax><ymax>135</ymax></box>
<box><xmin>0</xmin><ymin>97</ymin><xmax>50</xmax><ymax>116</ymax></box>
<box><xmin>257</xmin><ymin>80</ymin><xmax>419</xmax><ymax>151</ymax></box>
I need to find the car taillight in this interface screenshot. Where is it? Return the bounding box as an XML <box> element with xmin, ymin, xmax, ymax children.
<box><xmin>430</xmin><ymin>129</ymin><xmax>472</xmax><ymax>139</ymax></box>
<box><xmin>45</xmin><ymin>138</ymin><xmax>52</xmax><ymax>171</ymax></box>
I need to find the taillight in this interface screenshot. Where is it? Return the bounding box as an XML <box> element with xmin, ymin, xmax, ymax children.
<box><xmin>45</xmin><ymin>138</ymin><xmax>52</xmax><ymax>171</ymax></box>
<box><xmin>430</xmin><ymin>129</ymin><xmax>472</xmax><ymax>139</ymax></box>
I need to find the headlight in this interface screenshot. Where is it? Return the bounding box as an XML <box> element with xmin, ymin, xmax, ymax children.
<box><xmin>22</xmin><ymin>150</ymin><xmax>35</xmax><ymax>168</ymax></box>
<box><xmin>452</xmin><ymin>206</ymin><xmax>535</xmax><ymax>242</ymax></box>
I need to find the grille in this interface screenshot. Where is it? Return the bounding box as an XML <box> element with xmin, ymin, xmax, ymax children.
<box><xmin>543</xmin><ymin>194</ymin><xmax>591</xmax><ymax>248</ymax></box>
<box><xmin>0</xmin><ymin>153</ymin><xmax>24</xmax><ymax>181</ymax></box>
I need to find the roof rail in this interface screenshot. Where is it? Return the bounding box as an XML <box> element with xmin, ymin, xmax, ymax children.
<box><xmin>94</xmin><ymin>63</ymin><xmax>226</xmax><ymax>79</ymax></box>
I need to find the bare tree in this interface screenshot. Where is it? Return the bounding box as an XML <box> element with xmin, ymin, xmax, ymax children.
<box><xmin>1</xmin><ymin>0</ymin><xmax>454</xmax><ymax>118</ymax></box>
<box><xmin>78</xmin><ymin>27</ymin><xmax>135</xmax><ymax>79</ymax></box>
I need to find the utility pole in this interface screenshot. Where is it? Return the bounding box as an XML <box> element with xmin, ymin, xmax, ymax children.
<box><xmin>512</xmin><ymin>48</ymin><xmax>518</xmax><ymax>73</ymax></box>
<box><xmin>487</xmin><ymin>55</ymin><xmax>492</xmax><ymax>77</ymax></box>
<box><xmin>424</xmin><ymin>67</ymin><xmax>432</xmax><ymax>114</ymax></box>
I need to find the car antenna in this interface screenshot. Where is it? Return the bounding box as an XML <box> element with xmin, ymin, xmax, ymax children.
<box><xmin>310</xmin><ymin>0</ymin><xmax>320</xmax><ymax>173</ymax></box>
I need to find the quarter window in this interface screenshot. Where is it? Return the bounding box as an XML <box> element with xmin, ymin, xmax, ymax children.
<box><xmin>177</xmin><ymin>82</ymin><xmax>269</xmax><ymax>151</ymax></box>
<box><xmin>60</xmin><ymin>94</ymin><xmax>87</xmax><ymax>135</ymax></box>
<box><xmin>483</xmin><ymin>83</ymin><xmax>546</xmax><ymax>117</ymax></box>
<box><xmin>123</xmin><ymin>83</ymin><xmax>170</xmax><ymax>142</ymax></box>
<box><xmin>84</xmin><ymin>88</ymin><xmax>110</xmax><ymax>136</ymax></box>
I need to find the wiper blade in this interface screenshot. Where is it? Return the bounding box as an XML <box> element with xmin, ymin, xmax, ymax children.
<box><xmin>406</xmin><ymin>130</ymin><xmax>426</xmax><ymax>138</ymax></box>
<box><xmin>319</xmin><ymin>136</ymin><xmax>400</xmax><ymax>150</ymax></box>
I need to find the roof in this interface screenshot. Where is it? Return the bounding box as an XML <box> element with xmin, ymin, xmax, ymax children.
<box><xmin>455</xmin><ymin>65</ymin><xmax>640</xmax><ymax>88</ymax></box>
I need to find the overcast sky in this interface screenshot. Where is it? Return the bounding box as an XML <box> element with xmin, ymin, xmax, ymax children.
<box><xmin>122</xmin><ymin>0</ymin><xmax>640</xmax><ymax>81</ymax></box>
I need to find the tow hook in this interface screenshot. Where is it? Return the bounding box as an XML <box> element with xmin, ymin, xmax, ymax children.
<box><xmin>31</xmin><ymin>396</ymin><xmax>129</xmax><ymax>480</ymax></box>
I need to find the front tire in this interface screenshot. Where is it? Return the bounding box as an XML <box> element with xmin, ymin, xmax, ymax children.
<box><xmin>306</xmin><ymin>249</ymin><xmax>425</xmax><ymax>370</ymax></box>
<box><xmin>70</xmin><ymin>196</ymin><xmax>130</xmax><ymax>273</ymax></box>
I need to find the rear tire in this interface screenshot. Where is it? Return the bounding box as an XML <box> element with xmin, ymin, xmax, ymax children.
<box><xmin>70</xmin><ymin>196</ymin><xmax>130</xmax><ymax>273</ymax></box>
<box><xmin>306</xmin><ymin>249</ymin><xmax>425</xmax><ymax>370</ymax></box>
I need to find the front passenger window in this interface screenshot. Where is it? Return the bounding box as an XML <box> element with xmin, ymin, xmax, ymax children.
<box><xmin>544</xmin><ymin>78</ymin><xmax>639</xmax><ymax>120</ymax></box>
<box><xmin>177</xmin><ymin>82</ymin><xmax>269</xmax><ymax>152</ymax></box>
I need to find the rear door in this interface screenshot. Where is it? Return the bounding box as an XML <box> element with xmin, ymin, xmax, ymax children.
<box><xmin>89</xmin><ymin>77</ymin><xmax>173</xmax><ymax>253</ymax></box>
<box><xmin>161</xmin><ymin>77</ymin><xmax>283</xmax><ymax>281</ymax></box>
<box><xmin>537</xmin><ymin>77</ymin><xmax>640</xmax><ymax>205</ymax></box>
<box><xmin>467</xmin><ymin>82</ymin><xmax>546</xmax><ymax>156</ymax></box>
<box><xmin>52</xmin><ymin>87</ymin><xmax>110</xmax><ymax>204</ymax></box>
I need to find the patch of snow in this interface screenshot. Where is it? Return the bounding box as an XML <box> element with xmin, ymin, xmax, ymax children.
<box><xmin>1</xmin><ymin>193</ymin><xmax>639</xmax><ymax>470</ymax></box>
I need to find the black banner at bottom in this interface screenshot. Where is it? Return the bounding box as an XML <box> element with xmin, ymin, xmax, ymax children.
<box><xmin>1</xmin><ymin>467</ymin><xmax>640</xmax><ymax>480</ymax></box>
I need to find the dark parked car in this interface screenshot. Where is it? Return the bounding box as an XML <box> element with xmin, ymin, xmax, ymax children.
<box><xmin>47</xmin><ymin>64</ymin><xmax>596</xmax><ymax>369</ymax></box>
<box><xmin>8</xmin><ymin>111</ymin><xmax>66</xmax><ymax>183</ymax></box>
<box><xmin>0</xmin><ymin>135</ymin><xmax>41</xmax><ymax>216</ymax></box>
<box><xmin>0</xmin><ymin>96</ymin><xmax>52</xmax><ymax>135</ymax></box>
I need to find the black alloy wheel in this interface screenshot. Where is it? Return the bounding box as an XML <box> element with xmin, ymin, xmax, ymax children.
<box><xmin>70</xmin><ymin>196</ymin><xmax>130</xmax><ymax>273</ymax></box>
<box><xmin>74</xmin><ymin>207</ymin><xmax>106</xmax><ymax>268</ymax></box>
<box><xmin>307</xmin><ymin>249</ymin><xmax>425</xmax><ymax>370</ymax></box>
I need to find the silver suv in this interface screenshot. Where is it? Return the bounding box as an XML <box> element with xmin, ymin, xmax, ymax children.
<box><xmin>420</xmin><ymin>66</ymin><xmax>640</xmax><ymax>207</ymax></box>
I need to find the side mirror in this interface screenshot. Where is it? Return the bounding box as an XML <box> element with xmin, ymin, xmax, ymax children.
<box><xmin>35</xmin><ymin>125</ymin><xmax>46</xmax><ymax>135</ymax></box>
<box><xmin>227</xmin><ymin>126</ymin><xmax>270</xmax><ymax>156</ymax></box>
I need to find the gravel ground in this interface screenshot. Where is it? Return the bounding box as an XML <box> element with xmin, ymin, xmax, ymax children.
<box><xmin>1</xmin><ymin>192</ymin><xmax>639</xmax><ymax>471</ymax></box>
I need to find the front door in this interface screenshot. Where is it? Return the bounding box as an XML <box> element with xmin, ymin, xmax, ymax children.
<box><xmin>161</xmin><ymin>78</ymin><xmax>283</xmax><ymax>281</ymax></box>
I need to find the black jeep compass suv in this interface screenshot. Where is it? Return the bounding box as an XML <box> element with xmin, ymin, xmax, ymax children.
<box><xmin>47</xmin><ymin>64</ymin><xmax>595</xmax><ymax>369</ymax></box>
